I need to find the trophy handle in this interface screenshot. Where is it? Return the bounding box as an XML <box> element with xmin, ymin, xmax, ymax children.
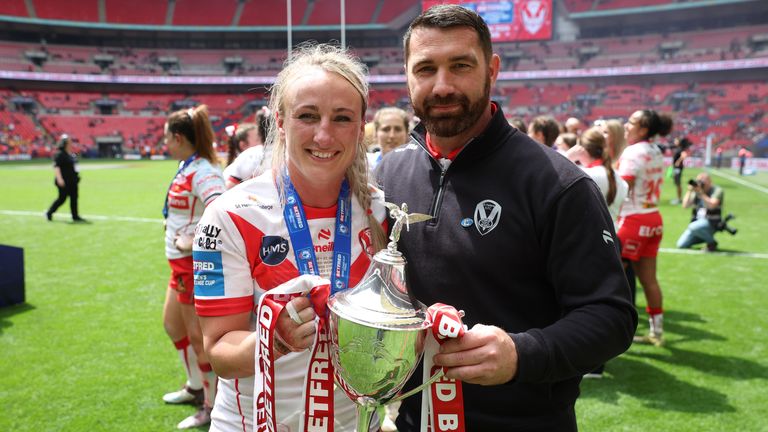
<box><xmin>389</xmin><ymin>367</ymin><xmax>445</xmax><ymax>404</ymax></box>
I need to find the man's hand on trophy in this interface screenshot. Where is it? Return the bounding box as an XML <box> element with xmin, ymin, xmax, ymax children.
<box><xmin>274</xmin><ymin>297</ymin><xmax>317</xmax><ymax>355</ymax></box>
<box><xmin>433</xmin><ymin>324</ymin><xmax>518</xmax><ymax>385</ymax></box>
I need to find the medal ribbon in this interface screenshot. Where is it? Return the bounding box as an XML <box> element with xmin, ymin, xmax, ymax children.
<box><xmin>254</xmin><ymin>175</ymin><xmax>352</xmax><ymax>432</ymax></box>
<box><xmin>283</xmin><ymin>174</ymin><xmax>352</xmax><ymax>295</ymax></box>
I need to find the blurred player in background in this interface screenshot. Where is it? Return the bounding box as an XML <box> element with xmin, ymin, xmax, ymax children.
<box><xmin>222</xmin><ymin>107</ymin><xmax>270</xmax><ymax>189</ymax></box>
<box><xmin>368</xmin><ymin>106</ymin><xmax>410</xmax><ymax>169</ymax></box>
<box><xmin>161</xmin><ymin>105</ymin><xmax>226</xmax><ymax>429</ymax></box>
<box><xmin>616</xmin><ymin>109</ymin><xmax>673</xmax><ymax>346</ymax></box>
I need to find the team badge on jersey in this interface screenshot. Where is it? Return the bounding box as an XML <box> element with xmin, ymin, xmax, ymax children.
<box><xmin>474</xmin><ymin>199</ymin><xmax>502</xmax><ymax>236</ymax></box>
<box><xmin>260</xmin><ymin>236</ymin><xmax>289</xmax><ymax>266</ymax></box>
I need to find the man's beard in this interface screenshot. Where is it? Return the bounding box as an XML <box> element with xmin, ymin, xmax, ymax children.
<box><xmin>412</xmin><ymin>76</ymin><xmax>491</xmax><ymax>138</ymax></box>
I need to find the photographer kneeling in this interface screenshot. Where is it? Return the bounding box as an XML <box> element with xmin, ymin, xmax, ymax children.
<box><xmin>676</xmin><ymin>173</ymin><xmax>728</xmax><ymax>251</ymax></box>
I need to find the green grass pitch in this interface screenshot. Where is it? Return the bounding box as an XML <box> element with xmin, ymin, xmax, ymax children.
<box><xmin>1</xmin><ymin>159</ymin><xmax>767</xmax><ymax>431</ymax></box>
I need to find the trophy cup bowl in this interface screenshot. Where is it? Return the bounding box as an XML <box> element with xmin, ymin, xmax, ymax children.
<box><xmin>328</xmin><ymin>247</ymin><xmax>429</xmax><ymax>432</ymax></box>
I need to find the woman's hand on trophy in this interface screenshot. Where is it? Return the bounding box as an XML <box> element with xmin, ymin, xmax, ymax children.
<box><xmin>274</xmin><ymin>296</ymin><xmax>317</xmax><ymax>354</ymax></box>
<box><xmin>433</xmin><ymin>324</ymin><xmax>518</xmax><ymax>385</ymax></box>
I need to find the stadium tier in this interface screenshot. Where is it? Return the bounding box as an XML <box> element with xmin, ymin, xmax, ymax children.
<box><xmin>0</xmin><ymin>0</ymin><xmax>418</xmax><ymax>26</ymax></box>
<box><xmin>1</xmin><ymin>0</ymin><xmax>766</xmax><ymax>159</ymax></box>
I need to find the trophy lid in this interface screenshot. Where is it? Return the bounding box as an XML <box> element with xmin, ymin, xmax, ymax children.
<box><xmin>328</xmin><ymin>202</ymin><xmax>431</xmax><ymax>330</ymax></box>
<box><xmin>329</xmin><ymin>248</ymin><xmax>427</xmax><ymax>330</ymax></box>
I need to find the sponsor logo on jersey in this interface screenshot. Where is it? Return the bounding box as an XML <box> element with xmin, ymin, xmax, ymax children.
<box><xmin>260</xmin><ymin>236</ymin><xmax>289</xmax><ymax>266</ymax></box>
<box><xmin>195</xmin><ymin>224</ymin><xmax>223</xmax><ymax>250</ymax></box>
<box><xmin>246</xmin><ymin>194</ymin><xmax>274</xmax><ymax>210</ymax></box>
<box><xmin>199</xmin><ymin>224</ymin><xmax>222</xmax><ymax>238</ymax></box>
<box><xmin>318</xmin><ymin>228</ymin><xmax>332</xmax><ymax>241</ymax></box>
<box><xmin>460</xmin><ymin>218</ymin><xmax>473</xmax><ymax>228</ymax></box>
<box><xmin>168</xmin><ymin>195</ymin><xmax>189</xmax><ymax>209</ymax></box>
<box><xmin>314</xmin><ymin>241</ymin><xmax>335</xmax><ymax>253</ymax></box>
<box><xmin>623</xmin><ymin>240</ymin><xmax>640</xmax><ymax>253</ymax></box>
<box><xmin>193</xmin><ymin>250</ymin><xmax>224</xmax><ymax>296</ymax></box>
<box><xmin>522</xmin><ymin>1</ymin><xmax>547</xmax><ymax>35</ymax></box>
<box><xmin>639</xmin><ymin>225</ymin><xmax>663</xmax><ymax>237</ymax></box>
<box><xmin>474</xmin><ymin>199</ymin><xmax>502</xmax><ymax>236</ymax></box>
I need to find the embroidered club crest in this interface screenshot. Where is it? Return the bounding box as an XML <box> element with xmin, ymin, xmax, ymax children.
<box><xmin>521</xmin><ymin>0</ymin><xmax>547</xmax><ymax>35</ymax></box>
<box><xmin>474</xmin><ymin>200</ymin><xmax>502</xmax><ymax>236</ymax></box>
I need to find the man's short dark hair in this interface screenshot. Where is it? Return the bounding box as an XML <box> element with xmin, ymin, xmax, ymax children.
<box><xmin>403</xmin><ymin>4</ymin><xmax>493</xmax><ymax>64</ymax></box>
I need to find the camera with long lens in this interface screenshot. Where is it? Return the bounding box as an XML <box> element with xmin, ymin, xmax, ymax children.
<box><xmin>716</xmin><ymin>213</ymin><xmax>738</xmax><ymax>236</ymax></box>
<box><xmin>688</xmin><ymin>179</ymin><xmax>704</xmax><ymax>187</ymax></box>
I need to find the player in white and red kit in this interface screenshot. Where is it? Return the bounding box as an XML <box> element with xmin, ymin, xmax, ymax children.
<box><xmin>223</xmin><ymin>108</ymin><xmax>271</xmax><ymax>189</ymax></box>
<box><xmin>193</xmin><ymin>44</ymin><xmax>388</xmax><ymax>432</ymax></box>
<box><xmin>162</xmin><ymin>105</ymin><xmax>226</xmax><ymax>429</ymax></box>
<box><xmin>616</xmin><ymin>109</ymin><xmax>673</xmax><ymax>346</ymax></box>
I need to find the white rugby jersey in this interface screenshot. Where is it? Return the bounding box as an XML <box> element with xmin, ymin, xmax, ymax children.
<box><xmin>193</xmin><ymin>172</ymin><xmax>386</xmax><ymax>432</ymax></box>
<box><xmin>165</xmin><ymin>157</ymin><xmax>226</xmax><ymax>260</ymax></box>
<box><xmin>581</xmin><ymin>165</ymin><xmax>628</xmax><ymax>228</ymax></box>
<box><xmin>223</xmin><ymin>145</ymin><xmax>265</xmax><ymax>186</ymax></box>
<box><xmin>617</xmin><ymin>141</ymin><xmax>664</xmax><ymax>216</ymax></box>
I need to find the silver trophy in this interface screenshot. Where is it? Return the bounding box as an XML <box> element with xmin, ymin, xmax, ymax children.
<box><xmin>328</xmin><ymin>203</ymin><xmax>441</xmax><ymax>432</ymax></box>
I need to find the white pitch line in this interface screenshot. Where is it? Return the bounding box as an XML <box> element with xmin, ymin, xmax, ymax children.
<box><xmin>0</xmin><ymin>210</ymin><xmax>162</xmax><ymax>224</ymax></box>
<box><xmin>707</xmin><ymin>170</ymin><xmax>768</xmax><ymax>195</ymax></box>
<box><xmin>659</xmin><ymin>247</ymin><xmax>768</xmax><ymax>259</ymax></box>
<box><xmin>4</xmin><ymin>210</ymin><xmax>768</xmax><ymax>259</ymax></box>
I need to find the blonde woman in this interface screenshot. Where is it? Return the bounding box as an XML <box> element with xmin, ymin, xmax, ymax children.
<box><xmin>192</xmin><ymin>44</ymin><xmax>387</xmax><ymax>432</ymax></box>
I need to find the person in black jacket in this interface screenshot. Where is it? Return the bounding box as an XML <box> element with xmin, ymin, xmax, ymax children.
<box><xmin>376</xmin><ymin>5</ymin><xmax>637</xmax><ymax>431</ymax></box>
<box><xmin>46</xmin><ymin>134</ymin><xmax>86</xmax><ymax>222</ymax></box>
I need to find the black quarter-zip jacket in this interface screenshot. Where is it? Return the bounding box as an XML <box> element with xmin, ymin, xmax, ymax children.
<box><xmin>376</xmin><ymin>105</ymin><xmax>637</xmax><ymax>431</ymax></box>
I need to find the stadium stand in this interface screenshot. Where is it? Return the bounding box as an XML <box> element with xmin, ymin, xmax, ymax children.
<box><xmin>33</xmin><ymin>0</ymin><xmax>100</xmax><ymax>22</ymax></box>
<box><xmin>377</xmin><ymin>0</ymin><xmax>419</xmax><ymax>23</ymax></box>
<box><xmin>172</xmin><ymin>0</ymin><xmax>238</xmax><ymax>26</ymax></box>
<box><xmin>0</xmin><ymin>0</ymin><xmax>765</xmax><ymax>159</ymax></box>
<box><xmin>105</xmin><ymin>0</ymin><xmax>167</xmax><ymax>25</ymax></box>
<box><xmin>239</xmin><ymin>0</ymin><xmax>306</xmax><ymax>26</ymax></box>
<box><xmin>307</xmin><ymin>0</ymin><xmax>378</xmax><ymax>25</ymax></box>
<box><xmin>595</xmin><ymin>0</ymin><xmax>673</xmax><ymax>11</ymax></box>
<box><xmin>0</xmin><ymin>0</ymin><xmax>27</xmax><ymax>17</ymax></box>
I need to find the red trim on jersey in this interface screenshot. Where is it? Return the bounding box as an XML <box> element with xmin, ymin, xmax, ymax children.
<box><xmin>234</xmin><ymin>378</ymin><xmax>247</xmax><ymax>432</ymax></box>
<box><xmin>227</xmin><ymin>211</ymin><xmax>266</xmax><ymax>273</ymax></box>
<box><xmin>586</xmin><ymin>159</ymin><xmax>604</xmax><ymax>168</ymax></box>
<box><xmin>195</xmin><ymin>295</ymin><xmax>253</xmax><ymax>317</ymax></box>
<box><xmin>228</xmin><ymin>176</ymin><xmax>242</xmax><ymax>185</ymax></box>
<box><xmin>349</xmin><ymin>252</ymin><xmax>372</xmax><ymax>287</ymax></box>
<box><xmin>621</xmin><ymin>174</ymin><xmax>635</xmax><ymax>182</ymax></box>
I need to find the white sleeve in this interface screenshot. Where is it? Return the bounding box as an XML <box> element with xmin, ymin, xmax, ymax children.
<box><xmin>224</xmin><ymin>146</ymin><xmax>265</xmax><ymax>183</ymax></box>
<box><xmin>193</xmin><ymin>200</ymin><xmax>256</xmax><ymax>316</ymax></box>
<box><xmin>192</xmin><ymin>164</ymin><xmax>226</xmax><ymax>206</ymax></box>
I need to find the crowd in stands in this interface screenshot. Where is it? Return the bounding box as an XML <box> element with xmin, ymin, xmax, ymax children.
<box><xmin>1</xmin><ymin>78</ymin><xmax>766</xmax><ymax>160</ymax></box>
<box><xmin>1</xmin><ymin>23</ymin><xmax>765</xmax><ymax>76</ymax></box>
